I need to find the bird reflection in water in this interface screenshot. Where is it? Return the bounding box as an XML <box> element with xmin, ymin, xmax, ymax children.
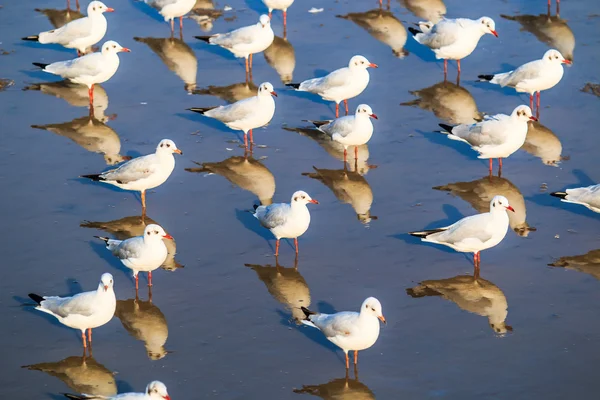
<box><xmin>245</xmin><ymin>255</ymin><xmax>311</xmax><ymax>324</ymax></box>
<box><xmin>190</xmin><ymin>0</ymin><xmax>222</xmax><ymax>32</ymax></box>
<box><xmin>264</xmin><ymin>36</ymin><xmax>296</xmax><ymax>84</ymax></box>
<box><xmin>193</xmin><ymin>80</ymin><xmax>259</xmax><ymax>103</ymax></box>
<box><xmin>80</xmin><ymin>215</ymin><xmax>183</xmax><ymax>272</ymax></box>
<box><xmin>434</xmin><ymin>175</ymin><xmax>536</xmax><ymax>237</ymax></box>
<box><xmin>400</xmin><ymin>0</ymin><xmax>446</xmax><ymax>23</ymax></box>
<box><xmin>115</xmin><ymin>296</ymin><xmax>170</xmax><ymax>360</ymax></box>
<box><xmin>401</xmin><ymin>80</ymin><xmax>482</xmax><ymax>125</ymax></box>
<box><xmin>549</xmin><ymin>249</ymin><xmax>600</xmax><ymax>280</ymax></box>
<box><xmin>134</xmin><ymin>36</ymin><xmax>198</xmax><ymax>93</ymax></box>
<box><xmin>337</xmin><ymin>9</ymin><xmax>408</xmax><ymax>59</ymax></box>
<box><xmin>407</xmin><ymin>274</ymin><xmax>513</xmax><ymax>334</ymax></box>
<box><xmin>294</xmin><ymin>367</ymin><xmax>375</xmax><ymax>400</ymax></box>
<box><xmin>185</xmin><ymin>155</ymin><xmax>275</xmax><ymax>206</ymax></box>
<box><xmin>522</xmin><ymin>117</ymin><xmax>567</xmax><ymax>167</ymax></box>
<box><xmin>22</xmin><ymin>352</ymin><xmax>117</xmax><ymax>396</ymax></box>
<box><xmin>35</xmin><ymin>6</ymin><xmax>83</xmax><ymax>29</ymax></box>
<box><xmin>302</xmin><ymin>167</ymin><xmax>377</xmax><ymax>225</ymax></box>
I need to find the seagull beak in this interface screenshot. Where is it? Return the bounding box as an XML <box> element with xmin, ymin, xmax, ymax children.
<box><xmin>104</xmin><ymin>285</ymin><xmax>109</xmax><ymax>291</ymax></box>
<box><xmin>163</xmin><ymin>234</ymin><xmax>174</xmax><ymax>239</ymax></box>
<box><xmin>309</xmin><ymin>199</ymin><xmax>319</xmax><ymax>204</ymax></box>
<box><xmin>164</xmin><ymin>396</ymin><xmax>171</xmax><ymax>400</ymax></box>
<box><xmin>370</xmin><ymin>113</ymin><xmax>378</xmax><ymax>120</ymax></box>
<box><xmin>490</xmin><ymin>30</ymin><xmax>499</xmax><ymax>37</ymax></box>
<box><xmin>368</xmin><ymin>63</ymin><xmax>378</xmax><ymax>68</ymax></box>
<box><xmin>105</xmin><ymin>7</ymin><xmax>115</xmax><ymax>12</ymax></box>
<box><xmin>529</xmin><ymin>116</ymin><xmax>538</xmax><ymax>121</ymax></box>
<box><xmin>174</xmin><ymin>149</ymin><xmax>183</xmax><ymax>155</ymax></box>
<box><xmin>506</xmin><ymin>205</ymin><xmax>515</xmax><ymax>212</ymax></box>
<box><xmin>120</xmin><ymin>47</ymin><xmax>131</xmax><ymax>53</ymax></box>
<box><xmin>378</xmin><ymin>315</ymin><xmax>387</xmax><ymax>324</ymax></box>
<box><xmin>562</xmin><ymin>59</ymin><xmax>572</xmax><ymax>65</ymax></box>
<box><xmin>270</xmin><ymin>91</ymin><xmax>278</xmax><ymax>97</ymax></box>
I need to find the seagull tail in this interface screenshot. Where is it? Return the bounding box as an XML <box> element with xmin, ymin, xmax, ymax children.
<box><xmin>477</xmin><ymin>74</ymin><xmax>495</xmax><ymax>82</ymax></box>
<box><xmin>194</xmin><ymin>35</ymin><xmax>212</xmax><ymax>43</ymax></box>
<box><xmin>28</xmin><ymin>293</ymin><xmax>45</xmax><ymax>305</ymax></box>
<box><xmin>22</xmin><ymin>35</ymin><xmax>40</xmax><ymax>42</ymax></box>
<box><xmin>285</xmin><ymin>83</ymin><xmax>301</xmax><ymax>90</ymax></box>
<box><xmin>187</xmin><ymin>107</ymin><xmax>216</xmax><ymax>115</ymax></box>
<box><xmin>550</xmin><ymin>191</ymin><xmax>568</xmax><ymax>199</ymax></box>
<box><xmin>32</xmin><ymin>62</ymin><xmax>49</xmax><ymax>69</ymax></box>
<box><xmin>407</xmin><ymin>27</ymin><xmax>422</xmax><ymax>36</ymax></box>
<box><xmin>80</xmin><ymin>174</ymin><xmax>104</xmax><ymax>181</ymax></box>
<box><xmin>94</xmin><ymin>236</ymin><xmax>110</xmax><ymax>245</ymax></box>
<box><xmin>304</xmin><ymin>120</ymin><xmax>329</xmax><ymax>128</ymax></box>
<box><xmin>62</xmin><ymin>394</ymin><xmax>90</xmax><ymax>400</ymax></box>
<box><xmin>438</xmin><ymin>123</ymin><xmax>454</xmax><ymax>134</ymax></box>
<box><xmin>409</xmin><ymin>228</ymin><xmax>447</xmax><ymax>238</ymax></box>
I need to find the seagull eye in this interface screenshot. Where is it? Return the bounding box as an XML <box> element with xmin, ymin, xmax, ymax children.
<box><xmin>294</xmin><ymin>197</ymin><xmax>298</xmax><ymax>201</ymax></box>
<box><xmin>371</xmin><ymin>307</ymin><xmax>375</xmax><ymax>311</ymax></box>
<box><xmin>93</xmin><ymin>7</ymin><xmax>96</xmax><ymax>10</ymax></box>
<box><xmin>154</xmin><ymin>230</ymin><xmax>159</xmax><ymax>234</ymax></box>
<box><xmin>105</xmin><ymin>47</ymin><xmax>108</xmax><ymax>51</ymax></box>
<box><xmin>160</xmin><ymin>144</ymin><xmax>164</xmax><ymax>147</ymax></box>
<box><xmin>110</xmin><ymin>280</ymin><xmax>113</xmax><ymax>284</ymax></box>
<box><xmin>301</xmin><ymin>195</ymin><xmax>306</xmax><ymax>199</ymax></box>
<box><xmin>112</xmin><ymin>45</ymin><xmax>116</xmax><ymax>48</ymax></box>
<box><xmin>166</xmin><ymin>143</ymin><xmax>170</xmax><ymax>147</ymax></box>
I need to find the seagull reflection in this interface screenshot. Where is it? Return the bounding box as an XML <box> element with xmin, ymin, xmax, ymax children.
<box><xmin>31</xmin><ymin>115</ymin><xmax>131</xmax><ymax>166</ymax></box>
<box><xmin>134</xmin><ymin>36</ymin><xmax>198</xmax><ymax>93</ymax></box>
<box><xmin>400</xmin><ymin>0</ymin><xmax>446</xmax><ymax>23</ymax></box>
<box><xmin>23</xmin><ymin>80</ymin><xmax>112</xmax><ymax>122</ymax></box>
<box><xmin>294</xmin><ymin>369</ymin><xmax>375</xmax><ymax>400</ymax></box>
<box><xmin>401</xmin><ymin>80</ymin><xmax>482</xmax><ymax>124</ymax></box>
<box><xmin>434</xmin><ymin>175</ymin><xmax>536</xmax><ymax>237</ymax></box>
<box><xmin>193</xmin><ymin>80</ymin><xmax>258</xmax><ymax>103</ymax></box>
<box><xmin>35</xmin><ymin>7</ymin><xmax>84</xmax><ymax>29</ymax></box>
<box><xmin>245</xmin><ymin>257</ymin><xmax>311</xmax><ymax>324</ymax></box>
<box><xmin>407</xmin><ymin>274</ymin><xmax>512</xmax><ymax>334</ymax></box>
<box><xmin>550</xmin><ymin>249</ymin><xmax>600</xmax><ymax>280</ymax></box>
<box><xmin>80</xmin><ymin>215</ymin><xmax>183</xmax><ymax>272</ymax></box>
<box><xmin>522</xmin><ymin>118</ymin><xmax>565</xmax><ymax>166</ymax></box>
<box><xmin>264</xmin><ymin>36</ymin><xmax>296</xmax><ymax>84</ymax></box>
<box><xmin>337</xmin><ymin>9</ymin><xmax>408</xmax><ymax>59</ymax></box>
<box><xmin>115</xmin><ymin>296</ymin><xmax>170</xmax><ymax>360</ymax></box>
<box><xmin>22</xmin><ymin>354</ymin><xmax>117</xmax><ymax>396</ymax></box>
<box><xmin>185</xmin><ymin>156</ymin><xmax>275</xmax><ymax>205</ymax></box>
<box><xmin>501</xmin><ymin>14</ymin><xmax>574</xmax><ymax>62</ymax></box>
<box><xmin>302</xmin><ymin>167</ymin><xmax>377</xmax><ymax>224</ymax></box>
<box><xmin>190</xmin><ymin>0</ymin><xmax>222</xmax><ymax>32</ymax></box>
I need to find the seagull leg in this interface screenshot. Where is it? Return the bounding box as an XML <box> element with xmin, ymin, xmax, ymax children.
<box><xmin>536</xmin><ymin>91</ymin><xmax>541</xmax><ymax>115</ymax></box>
<box><xmin>88</xmin><ymin>328</ymin><xmax>92</xmax><ymax>344</ymax></box>
<box><xmin>345</xmin><ymin>352</ymin><xmax>350</xmax><ymax>369</ymax></box>
<box><xmin>170</xmin><ymin>19</ymin><xmax>174</xmax><ymax>36</ymax></box>
<box><xmin>283</xmin><ymin>10</ymin><xmax>287</xmax><ymax>28</ymax></box>
<box><xmin>344</xmin><ymin>99</ymin><xmax>349</xmax><ymax>115</ymax></box>
<box><xmin>343</xmin><ymin>148</ymin><xmax>348</xmax><ymax>163</ymax></box>
<box><xmin>335</xmin><ymin>103</ymin><xmax>339</xmax><ymax>118</ymax></box>
<box><xmin>529</xmin><ymin>94</ymin><xmax>533</xmax><ymax>110</ymax></box>
<box><xmin>81</xmin><ymin>331</ymin><xmax>87</xmax><ymax>348</ymax></box>
<box><xmin>88</xmin><ymin>84</ymin><xmax>94</xmax><ymax>107</ymax></box>
<box><xmin>179</xmin><ymin>16</ymin><xmax>183</xmax><ymax>32</ymax></box>
<box><xmin>148</xmin><ymin>271</ymin><xmax>153</xmax><ymax>287</ymax></box>
<box><xmin>67</xmin><ymin>0</ymin><xmax>71</xmax><ymax>9</ymax></box>
<box><xmin>498</xmin><ymin>158</ymin><xmax>503</xmax><ymax>176</ymax></box>
<box><xmin>249</xmin><ymin>53</ymin><xmax>253</xmax><ymax>72</ymax></box>
<box><xmin>76</xmin><ymin>0</ymin><xmax>80</xmax><ymax>11</ymax></box>
<box><xmin>548</xmin><ymin>0</ymin><xmax>552</xmax><ymax>15</ymax></box>
<box><xmin>457</xmin><ymin>59</ymin><xmax>461</xmax><ymax>74</ymax></box>
<box><xmin>141</xmin><ymin>190</ymin><xmax>147</xmax><ymax>216</ymax></box>
<box><xmin>268</xmin><ymin>11</ymin><xmax>272</xmax><ymax>19</ymax></box>
<box><xmin>354</xmin><ymin>350</ymin><xmax>358</xmax><ymax>365</ymax></box>
<box><xmin>243</xmin><ymin>132</ymin><xmax>248</xmax><ymax>149</ymax></box>
<box><xmin>556</xmin><ymin>0</ymin><xmax>560</xmax><ymax>16</ymax></box>
<box><xmin>488</xmin><ymin>158</ymin><xmax>493</xmax><ymax>175</ymax></box>
<box><xmin>275</xmin><ymin>239</ymin><xmax>280</xmax><ymax>257</ymax></box>
<box><xmin>294</xmin><ymin>238</ymin><xmax>299</xmax><ymax>255</ymax></box>
<box><xmin>249</xmin><ymin>129</ymin><xmax>254</xmax><ymax>145</ymax></box>
<box><xmin>379</xmin><ymin>0</ymin><xmax>382</xmax><ymax>7</ymax></box>
<box><xmin>443</xmin><ymin>59</ymin><xmax>448</xmax><ymax>79</ymax></box>
<box><xmin>354</xmin><ymin>146</ymin><xmax>358</xmax><ymax>162</ymax></box>
<box><xmin>135</xmin><ymin>273</ymin><xmax>139</xmax><ymax>291</ymax></box>
<box><xmin>245</xmin><ymin>57</ymin><xmax>249</xmax><ymax>78</ymax></box>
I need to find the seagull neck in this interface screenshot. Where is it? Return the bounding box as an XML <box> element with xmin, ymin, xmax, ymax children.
<box><xmin>155</xmin><ymin>150</ymin><xmax>173</xmax><ymax>161</ymax></box>
<box><xmin>290</xmin><ymin>201</ymin><xmax>307</xmax><ymax>212</ymax></box>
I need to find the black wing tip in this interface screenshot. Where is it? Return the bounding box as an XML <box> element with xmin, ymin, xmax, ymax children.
<box><xmin>407</xmin><ymin>27</ymin><xmax>422</xmax><ymax>36</ymax></box>
<box><xmin>93</xmin><ymin>236</ymin><xmax>110</xmax><ymax>244</ymax></box>
<box><xmin>311</xmin><ymin>120</ymin><xmax>329</xmax><ymax>128</ymax></box>
<box><xmin>550</xmin><ymin>191</ymin><xmax>568</xmax><ymax>199</ymax></box>
<box><xmin>187</xmin><ymin>107</ymin><xmax>214</xmax><ymax>114</ymax></box>
<box><xmin>285</xmin><ymin>83</ymin><xmax>301</xmax><ymax>89</ymax></box>
<box><xmin>409</xmin><ymin>228</ymin><xmax>445</xmax><ymax>238</ymax></box>
<box><xmin>62</xmin><ymin>394</ymin><xmax>86</xmax><ymax>400</ymax></box>
<box><xmin>478</xmin><ymin>74</ymin><xmax>494</xmax><ymax>81</ymax></box>
<box><xmin>28</xmin><ymin>293</ymin><xmax>45</xmax><ymax>304</ymax></box>
<box><xmin>22</xmin><ymin>35</ymin><xmax>40</xmax><ymax>42</ymax></box>
<box><xmin>301</xmin><ymin>306</ymin><xmax>316</xmax><ymax>320</ymax></box>
<box><xmin>194</xmin><ymin>36</ymin><xmax>212</xmax><ymax>43</ymax></box>
<box><xmin>438</xmin><ymin>123</ymin><xmax>454</xmax><ymax>133</ymax></box>
<box><xmin>80</xmin><ymin>174</ymin><xmax>103</xmax><ymax>181</ymax></box>
<box><xmin>253</xmin><ymin>204</ymin><xmax>259</xmax><ymax>211</ymax></box>
<box><xmin>32</xmin><ymin>62</ymin><xmax>49</xmax><ymax>69</ymax></box>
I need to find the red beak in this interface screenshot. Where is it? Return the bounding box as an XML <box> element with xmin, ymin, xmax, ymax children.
<box><xmin>164</xmin><ymin>396</ymin><xmax>171</xmax><ymax>400</ymax></box>
<box><xmin>174</xmin><ymin>149</ymin><xmax>182</xmax><ymax>155</ymax></box>
<box><xmin>506</xmin><ymin>205</ymin><xmax>515</xmax><ymax>212</ymax></box>
<box><xmin>491</xmin><ymin>30</ymin><xmax>498</xmax><ymax>37</ymax></box>
<box><xmin>105</xmin><ymin>7</ymin><xmax>115</xmax><ymax>12</ymax></box>
<box><xmin>368</xmin><ymin>63</ymin><xmax>378</xmax><ymax>68</ymax></box>
<box><xmin>120</xmin><ymin>47</ymin><xmax>131</xmax><ymax>53</ymax></box>
<box><xmin>529</xmin><ymin>116</ymin><xmax>538</xmax><ymax>121</ymax></box>
<box><xmin>163</xmin><ymin>234</ymin><xmax>174</xmax><ymax>239</ymax></box>
<box><xmin>104</xmin><ymin>285</ymin><xmax>109</xmax><ymax>291</ymax></box>
<box><xmin>309</xmin><ymin>199</ymin><xmax>319</xmax><ymax>204</ymax></box>
<box><xmin>271</xmin><ymin>91</ymin><xmax>278</xmax><ymax>97</ymax></box>
<box><xmin>370</xmin><ymin>113</ymin><xmax>378</xmax><ymax>119</ymax></box>
<box><xmin>562</xmin><ymin>59</ymin><xmax>572</xmax><ymax>65</ymax></box>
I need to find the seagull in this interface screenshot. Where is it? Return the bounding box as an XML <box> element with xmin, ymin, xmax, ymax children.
<box><xmin>252</xmin><ymin>190</ymin><xmax>318</xmax><ymax>256</ymax></box>
<box><xmin>263</xmin><ymin>36</ymin><xmax>296</xmax><ymax>84</ymax></box>
<box><xmin>35</xmin><ymin>7</ymin><xmax>84</xmax><ymax>30</ymax></box>
<box><xmin>144</xmin><ymin>0</ymin><xmax>196</xmax><ymax>35</ymax></box>
<box><xmin>408</xmin><ymin>17</ymin><xmax>498</xmax><ymax>78</ymax></box>
<box><xmin>294</xmin><ymin>374</ymin><xmax>375</xmax><ymax>399</ymax></box>
<box><xmin>300</xmin><ymin>297</ymin><xmax>386</xmax><ymax>369</ymax></box>
<box><xmin>28</xmin><ymin>273</ymin><xmax>116</xmax><ymax>349</ymax></box>
<box><xmin>193</xmin><ymin>80</ymin><xmax>258</xmax><ymax>103</ymax></box>
<box><xmin>262</xmin><ymin>0</ymin><xmax>294</xmax><ymax>30</ymax></box>
<box><xmin>195</xmin><ymin>15</ymin><xmax>274</xmax><ymax>77</ymax></box>
<box><xmin>80</xmin><ymin>139</ymin><xmax>181</xmax><ymax>215</ymax></box>
<box><xmin>478</xmin><ymin>49</ymin><xmax>571</xmax><ymax>116</ymax></box>
<box><xmin>401</xmin><ymin>0</ymin><xmax>446</xmax><ymax>23</ymax></box>
<box><xmin>187</xmin><ymin>82</ymin><xmax>277</xmax><ymax>148</ymax></box>
<box><xmin>522</xmin><ymin>120</ymin><xmax>564</xmax><ymax>166</ymax></box>
<box><xmin>305</xmin><ymin>104</ymin><xmax>377</xmax><ymax>163</ymax></box>
<box><xmin>22</xmin><ymin>1</ymin><xmax>114</xmax><ymax>56</ymax></box>
<box><xmin>409</xmin><ymin>195</ymin><xmax>515</xmax><ymax>275</ymax></box>
<box><xmin>95</xmin><ymin>224</ymin><xmax>172</xmax><ymax>290</ymax></box>
<box><xmin>549</xmin><ymin>249</ymin><xmax>600</xmax><ymax>280</ymax></box>
<box><xmin>438</xmin><ymin>105</ymin><xmax>536</xmax><ymax>174</ymax></box>
<box><xmin>32</xmin><ymin>40</ymin><xmax>131</xmax><ymax>107</ymax></box>
<box><xmin>286</xmin><ymin>55</ymin><xmax>377</xmax><ymax>118</ymax></box>
<box><xmin>550</xmin><ymin>184</ymin><xmax>600</xmax><ymax>213</ymax></box>
<box><xmin>63</xmin><ymin>381</ymin><xmax>171</xmax><ymax>400</ymax></box>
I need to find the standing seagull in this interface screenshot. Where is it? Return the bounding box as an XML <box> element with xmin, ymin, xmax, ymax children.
<box><xmin>28</xmin><ymin>273</ymin><xmax>116</xmax><ymax>349</ymax></box>
<box><xmin>286</xmin><ymin>55</ymin><xmax>377</xmax><ymax>118</ymax></box>
<box><xmin>408</xmin><ymin>17</ymin><xmax>498</xmax><ymax>79</ymax></box>
<box><xmin>438</xmin><ymin>105</ymin><xmax>536</xmax><ymax>174</ymax></box>
<box><xmin>301</xmin><ymin>297</ymin><xmax>386</xmax><ymax>369</ymax></box>
<box><xmin>63</xmin><ymin>381</ymin><xmax>171</xmax><ymax>400</ymax></box>
<box><xmin>478</xmin><ymin>49</ymin><xmax>571</xmax><ymax>116</ymax></box>
<box><xmin>23</xmin><ymin>1</ymin><xmax>114</xmax><ymax>56</ymax></box>
<box><xmin>81</xmin><ymin>139</ymin><xmax>182</xmax><ymax>216</ymax></box>
<box><xmin>306</xmin><ymin>104</ymin><xmax>377</xmax><ymax>163</ymax></box>
<box><xmin>195</xmin><ymin>15</ymin><xmax>274</xmax><ymax>78</ymax></box>
<box><xmin>32</xmin><ymin>40</ymin><xmax>130</xmax><ymax>107</ymax></box>
<box><xmin>262</xmin><ymin>0</ymin><xmax>294</xmax><ymax>31</ymax></box>
<box><xmin>550</xmin><ymin>184</ymin><xmax>600</xmax><ymax>214</ymax></box>
<box><xmin>409</xmin><ymin>195</ymin><xmax>514</xmax><ymax>276</ymax></box>
<box><xmin>96</xmin><ymin>224</ymin><xmax>172</xmax><ymax>290</ymax></box>
<box><xmin>187</xmin><ymin>82</ymin><xmax>277</xmax><ymax>148</ymax></box>
<box><xmin>252</xmin><ymin>190</ymin><xmax>318</xmax><ymax>256</ymax></box>
<box><xmin>144</xmin><ymin>0</ymin><xmax>196</xmax><ymax>36</ymax></box>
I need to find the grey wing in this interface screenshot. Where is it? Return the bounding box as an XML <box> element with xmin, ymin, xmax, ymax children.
<box><xmin>146</xmin><ymin>0</ymin><xmax>178</xmax><ymax>10</ymax></box>
<box><xmin>314</xmin><ymin>312</ymin><xmax>360</xmax><ymax>338</ymax></box>
<box><xmin>53</xmin><ymin>16</ymin><xmax>93</xmax><ymax>40</ymax></box>
<box><xmin>321</xmin><ymin>116</ymin><xmax>355</xmax><ymax>138</ymax></box>
<box><xmin>504</xmin><ymin>59</ymin><xmax>545</xmax><ymax>85</ymax></box>
<box><xmin>212</xmin><ymin>25</ymin><xmax>256</xmax><ymax>47</ymax></box>
<box><xmin>422</xmin><ymin>20</ymin><xmax>460</xmax><ymax>48</ymax></box>
<box><xmin>435</xmin><ymin>213</ymin><xmax>494</xmax><ymax>244</ymax></box>
<box><xmin>114</xmin><ymin>237</ymin><xmax>144</xmax><ymax>259</ymax></box>
<box><xmin>48</xmin><ymin>53</ymin><xmax>105</xmax><ymax>79</ymax></box>
<box><xmin>258</xmin><ymin>203</ymin><xmax>290</xmax><ymax>229</ymax></box>
<box><xmin>321</xmin><ymin>67</ymin><xmax>352</xmax><ymax>89</ymax></box>
<box><xmin>49</xmin><ymin>291</ymin><xmax>97</xmax><ymax>318</ymax></box>
<box><xmin>452</xmin><ymin>120</ymin><xmax>504</xmax><ymax>146</ymax></box>
<box><xmin>207</xmin><ymin>97</ymin><xmax>257</xmax><ymax>123</ymax></box>
<box><xmin>100</xmin><ymin>155</ymin><xmax>158</xmax><ymax>184</ymax></box>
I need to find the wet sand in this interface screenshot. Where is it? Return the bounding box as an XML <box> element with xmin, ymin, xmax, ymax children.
<box><xmin>2</xmin><ymin>0</ymin><xmax>600</xmax><ymax>398</ymax></box>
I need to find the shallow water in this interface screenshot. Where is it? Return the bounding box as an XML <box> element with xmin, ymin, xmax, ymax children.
<box><xmin>2</xmin><ymin>0</ymin><xmax>600</xmax><ymax>398</ymax></box>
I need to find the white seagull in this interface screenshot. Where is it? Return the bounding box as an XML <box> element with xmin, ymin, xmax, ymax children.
<box><xmin>478</xmin><ymin>49</ymin><xmax>571</xmax><ymax>115</ymax></box>
<box><xmin>195</xmin><ymin>15</ymin><xmax>274</xmax><ymax>76</ymax></box>
<box><xmin>32</xmin><ymin>40</ymin><xmax>131</xmax><ymax>107</ymax></box>
<box><xmin>96</xmin><ymin>224</ymin><xmax>172</xmax><ymax>289</ymax></box>
<box><xmin>187</xmin><ymin>82</ymin><xmax>277</xmax><ymax>148</ymax></box>
<box><xmin>408</xmin><ymin>17</ymin><xmax>498</xmax><ymax>77</ymax></box>
<box><xmin>409</xmin><ymin>195</ymin><xmax>515</xmax><ymax>274</ymax></box>
<box><xmin>144</xmin><ymin>0</ymin><xmax>196</xmax><ymax>35</ymax></box>
<box><xmin>306</xmin><ymin>104</ymin><xmax>378</xmax><ymax>163</ymax></box>
<box><xmin>28</xmin><ymin>273</ymin><xmax>116</xmax><ymax>349</ymax></box>
<box><xmin>23</xmin><ymin>1</ymin><xmax>114</xmax><ymax>56</ymax></box>
<box><xmin>252</xmin><ymin>190</ymin><xmax>318</xmax><ymax>256</ymax></box>
<box><xmin>438</xmin><ymin>105</ymin><xmax>536</xmax><ymax>174</ymax></box>
<box><xmin>63</xmin><ymin>380</ymin><xmax>171</xmax><ymax>400</ymax></box>
<box><xmin>301</xmin><ymin>297</ymin><xmax>386</xmax><ymax>369</ymax></box>
<box><xmin>81</xmin><ymin>139</ymin><xmax>182</xmax><ymax>215</ymax></box>
<box><xmin>262</xmin><ymin>0</ymin><xmax>294</xmax><ymax>29</ymax></box>
<box><xmin>551</xmin><ymin>184</ymin><xmax>600</xmax><ymax>213</ymax></box>
<box><xmin>286</xmin><ymin>55</ymin><xmax>377</xmax><ymax>118</ymax></box>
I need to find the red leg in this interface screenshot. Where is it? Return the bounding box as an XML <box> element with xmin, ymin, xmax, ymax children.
<box><xmin>249</xmin><ymin>129</ymin><xmax>254</xmax><ymax>144</ymax></box>
<box><xmin>345</xmin><ymin>352</ymin><xmax>349</xmax><ymax>369</ymax></box>
<box><xmin>268</xmin><ymin>11</ymin><xmax>272</xmax><ymax>19</ymax></box>
<box><xmin>135</xmin><ymin>274</ymin><xmax>139</xmax><ymax>290</ymax></box>
<box><xmin>81</xmin><ymin>331</ymin><xmax>87</xmax><ymax>348</ymax></box>
<box><xmin>275</xmin><ymin>239</ymin><xmax>280</xmax><ymax>257</ymax></box>
<box><xmin>536</xmin><ymin>92</ymin><xmax>541</xmax><ymax>113</ymax></box>
<box><xmin>294</xmin><ymin>238</ymin><xmax>299</xmax><ymax>255</ymax></box>
<box><xmin>498</xmin><ymin>158</ymin><xmax>503</xmax><ymax>169</ymax></box>
<box><xmin>343</xmin><ymin>148</ymin><xmax>348</xmax><ymax>163</ymax></box>
<box><xmin>148</xmin><ymin>271</ymin><xmax>153</xmax><ymax>287</ymax></box>
<box><xmin>88</xmin><ymin>84</ymin><xmax>94</xmax><ymax>106</ymax></box>
<box><xmin>488</xmin><ymin>158</ymin><xmax>493</xmax><ymax>174</ymax></box>
<box><xmin>444</xmin><ymin>59</ymin><xmax>448</xmax><ymax>76</ymax></box>
<box><xmin>283</xmin><ymin>10</ymin><xmax>287</xmax><ymax>27</ymax></box>
<box><xmin>556</xmin><ymin>0</ymin><xmax>560</xmax><ymax>15</ymax></box>
<box><xmin>67</xmin><ymin>0</ymin><xmax>71</xmax><ymax>9</ymax></box>
<box><xmin>76</xmin><ymin>0</ymin><xmax>80</xmax><ymax>10</ymax></box>
<box><xmin>548</xmin><ymin>0</ymin><xmax>551</xmax><ymax>15</ymax></box>
<box><xmin>354</xmin><ymin>350</ymin><xmax>358</xmax><ymax>365</ymax></box>
<box><xmin>529</xmin><ymin>94</ymin><xmax>533</xmax><ymax>110</ymax></box>
<box><xmin>379</xmin><ymin>0</ymin><xmax>382</xmax><ymax>7</ymax></box>
<box><xmin>170</xmin><ymin>19</ymin><xmax>174</xmax><ymax>35</ymax></box>
<box><xmin>457</xmin><ymin>59</ymin><xmax>461</xmax><ymax>74</ymax></box>
<box><xmin>354</xmin><ymin>146</ymin><xmax>358</xmax><ymax>161</ymax></box>
<box><xmin>243</xmin><ymin>132</ymin><xmax>248</xmax><ymax>148</ymax></box>
<box><xmin>344</xmin><ymin>99</ymin><xmax>349</xmax><ymax>115</ymax></box>
<box><xmin>88</xmin><ymin>328</ymin><xmax>92</xmax><ymax>343</ymax></box>
<box><xmin>245</xmin><ymin>57</ymin><xmax>249</xmax><ymax>75</ymax></box>
<box><xmin>179</xmin><ymin>16</ymin><xmax>183</xmax><ymax>31</ymax></box>
<box><xmin>335</xmin><ymin>103</ymin><xmax>339</xmax><ymax>118</ymax></box>
<box><xmin>249</xmin><ymin>53</ymin><xmax>253</xmax><ymax>71</ymax></box>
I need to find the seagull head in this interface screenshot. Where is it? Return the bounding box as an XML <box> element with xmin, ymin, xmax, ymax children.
<box><xmin>349</xmin><ymin>55</ymin><xmax>378</xmax><ymax>70</ymax></box>
<box><xmin>259</xmin><ymin>14</ymin><xmax>271</xmax><ymax>28</ymax></box>
<box><xmin>258</xmin><ymin>82</ymin><xmax>277</xmax><ymax>98</ymax></box>
<box><xmin>144</xmin><ymin>224</ymin><xmax>173</xmax><ymax>241</ymax></box>
<box><xmin>291</xmin><ymin>190</ymin><xmax>318</xmax><ymax>206</ymax></box>
<box><xmin>157</xmin><ymin>139</ymin><xmax>182</xmax><ymax>155</ymax></box>
<box><xmin>543</xmin><ymin>49</ymin><xmax>571</xmax><ymax>65</ymax></box>
<box><xmin>478</xmin><ymin>17</ymin><xmax>498</xmax><ymax>37</ymax></box>
<box><xmin>88</xmin><ymin>1</ymin><xmax>114</xmax><ymax>14</ymax></box>
<box><xmin>511</xmin><ymin>105</ymin><xmax>536</xmax><ymax>122</ymax></box>
<box><xmin>101</xmin><ymin>41</ymin><xmax>131</xmax><ymax>55</ymax></box>
<box><xmin>146</xmin><ymin>381</ymin><xmax>170</xmax><ymax>400</ymax></box>
<box><xmin>99</xmin><ymin>273</ymin><xmax>114</xmax><ymax>292</ymax></box>
<box><xmin>361</xmin><ymin>297</ymin><xmax>386</xmax><ymax>324</ymax></box>
<box><xmin>490</xmin><ymin>322</ymin><xmax>513</xmax><ymax>335</ymax></box>
<box><xmin>355</xmin><ymin>104</ymin><xmax>378</xmax><ymax>120</ymax></box>
<box><xmin>490</xmin><ymin>195</ymin><xmax>514</xmax><ymax>213</ymax></box>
